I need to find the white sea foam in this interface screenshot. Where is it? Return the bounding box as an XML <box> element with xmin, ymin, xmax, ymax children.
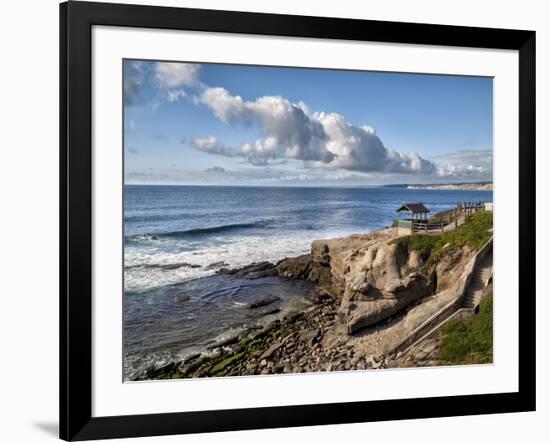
<box><xmin>124</xmin><ymin>229</ymin><xmax>354</xmax><ymax>293</ymax></box>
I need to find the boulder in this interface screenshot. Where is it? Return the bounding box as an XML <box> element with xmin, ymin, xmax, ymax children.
<box><xmin>340</xmin><ymin>272</ymin><xmax>434</xmax><ymax>334</ymax></box>
<box><xmin>218</xmin><ymin>261</ymin><xmax>277</xmax><ymax>278</ymax></box>
<box><xmin>246</xmin><ymin>295</ymin><xmax>280</xmax><ymax>309</ymax></box>
<box><xmin>174</xmin><ymin>293</ymin><xmax>190</xmax><ymax>303</ymax></box>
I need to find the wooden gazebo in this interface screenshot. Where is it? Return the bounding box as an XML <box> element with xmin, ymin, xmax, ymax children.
<box><xmin>395</xmin><ymin>203</ymin><xmax>430</xmax><ymax>230</ymax></box>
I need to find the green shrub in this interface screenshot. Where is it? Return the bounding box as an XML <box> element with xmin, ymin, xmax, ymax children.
<box><xmin>393</xmin><ymin>211</ymin><xmax>493</xmax><ymax>266</ymax></box>
<box><xmin>394</xmin><ymin>234</ymin><xmax>439</xmax><ymax>260</ymax></box>
<box><xmin>439</xmin><ymin>293</ymin><xmax>493</xmax><ymax>364</ymax></box>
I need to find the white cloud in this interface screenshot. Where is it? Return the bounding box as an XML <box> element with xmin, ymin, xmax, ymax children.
<box><xmin>195</xmin><ymin>87</ymin><xmax>435</xmax><ymax>174</ymax></box>
<box><xmin>204</xmin><ymin>166</ymin><xmax>226</xmax><ymax>173</ymax></box>
<box><xmin>311</xmin><ymin>112</ymin><xmax>435</xmax><ymax>174</ymax></box>
<box><xmin>166</xmin><ymin>89</ymin><xmax>187</xmax><ymax>102</ymax></box>
<box><xmin>432</xmin><ymin>148</ymin><xmax>493</xmax><ymax>180</ymax></box>
<box><xmin>124</xmin><ymin>61</ymin><xmax>147</xmax><ymax>105</ymax></box>
<box><xmin>199</xmin><ymin>88</ymin><xmax>333</xmax><ymax>164</ymax></box>
<box><xmin>154</xmin><ymin>62</ymin><xmax>201</xmax><ymax>89</ymax></box>
<box><xmin>192</xmin><ymin>136</ymin><xmax>240</xmax><ymax>157</ymax></box>
<box><xmin>436</xmin><ymin>163</ymin><xmax>489</xmax><ymax>179</ymax></box>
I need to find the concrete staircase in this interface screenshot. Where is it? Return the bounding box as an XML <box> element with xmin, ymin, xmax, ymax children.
<box><xmin>388</xmin><ymin>237</ymin><xmax>493</xmax><ymax>357</ymax></box>
<box><xmin>461</xmin><ymin>250</ymin><xmax>492</xmax><ymax>309</ymax></box>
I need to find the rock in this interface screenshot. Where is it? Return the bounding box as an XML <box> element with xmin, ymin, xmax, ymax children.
<box><xmin>262</xmin><ymin>308</ymin><xmax>281</xmax><ymax>316</ymax></box>
<box><xmin>206</xmin><ymin>335</ymin><xmax>239</xmax><ymax>349</ymax></box>
<box><xmin>260</xmin><ymin>341</ymin><xmax>285</xmax><ymax>360</ymax></box>
<box><xmin>298</xmin><ymin>329</ymin><xmax>319</xmax><ymax>346</ymax></box>
<box><xmin>310</xmin><ymin>291</ymin><xmax>333</xmax><ymax>304</ymax></box>
<box><xmin>246</xmin><ymin>296</ymin><xmax>280</xmax><ymax>309</ymax></box>
<box><xmin>205</xmin><ymin>261</ymin><xmax>227</xmax><ymax>270</ymax></box>
<box><xmin>366</xmin><ymin>355</ymin><xmax>376</xmax><ymax>367</ymax></box>
<box><xmin>181</xmin><ymin>353</ymin><xmax>201</xmax><ymax>364</ymax></box>
<box><xmin>276</xmin><ymin>254</ymin><xmax>332</xmax><ymax>286</ymax></box>
<box><xmin>256</xmin><ymin>320</ymin><xmax>281</xmax><ymax>338</ymax></box>
<box><xmin>284</xmin><ymin>311</ymin><xmax>304</xmax><ymax>322</ymax></box>
<box><xmin>414</xmin><ymin>350</ymin><xmax>428</xmax><ymax>361</ymax></box>
<box><xmin>161</xmin><ymin>262</ymin><xmax>201</xmax><ymax>271</ymax></box>
<box><xmin>218</xmin><ymin>261</ymin><xmax>277</xmax><ymax>278</ymax></box>
<box><xmin>245</xmin><ymin>360</ymin><xmax>258</xmax><ymax>371</ymax></box>
<box><xmin>340</xmin><ymin>271</ymin><xmax>434</xmax><ymax>334</ymax></box>
<box><xmin>174</xmin><ymin>293</ymin><xmax>190</xmax><ymax>303</ymax></box>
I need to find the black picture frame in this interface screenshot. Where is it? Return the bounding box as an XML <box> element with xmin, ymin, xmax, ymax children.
<box><xmin>60</xmin><ymin>1</ymin><xmax>536</xmax><ymax>440</ymax></box>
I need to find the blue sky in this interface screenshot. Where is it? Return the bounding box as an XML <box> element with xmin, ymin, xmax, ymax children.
<box><xmin>124</xmin><ymin>60</ymin><xmax>493</xmax><ymax>186</ymax></box>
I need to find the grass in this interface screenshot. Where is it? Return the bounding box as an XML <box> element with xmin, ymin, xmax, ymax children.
<box><xmin>393</xmin><ymin>211</ymin><xmax>493</xmax><ymax>265</ymax></box>
<box><xmin>438</xmin><ymin>293</ymin><xmax>493</xmax><ymax>364</ymax></box>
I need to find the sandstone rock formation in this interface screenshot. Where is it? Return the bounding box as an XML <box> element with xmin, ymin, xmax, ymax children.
<box><xmin>276</xmin><ymin>229</ymin><xmax>475</xmax><ymax>337</ymax></box>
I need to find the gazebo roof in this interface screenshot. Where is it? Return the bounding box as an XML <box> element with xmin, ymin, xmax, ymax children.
<box><xmin>396</xmin><ymin>203</ymin><xmax>430</xmax><ymax>213</ymax></box>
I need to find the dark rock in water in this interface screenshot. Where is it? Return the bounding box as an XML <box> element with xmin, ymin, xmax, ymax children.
<box><xmin>182</xmin><ymin>353</ymin><xmax>201</xmax><ymax>364</ymax></box>
<box><xmin>161</xmin><ymin>262</ymin><xmax>201</xmax><ymax>271</ymax></box>
<box><xmin>206</xmin><ymin>261</ymin><xmax>227</xmax><ymax>270</ymax></box>
<box><xmin>218</xmin><ymin>261</ymin><xmax>277</xmax><ymax>278</ymax></box>
<box><xmin>151</xmin><ymin>235</ymin><xmax>160</xmax><ymax>240</ymax></box>
<box><xmin>276</xmin><ymin>255</ymin><xmax>312</xmax><ymax>278</ymax></box>
<box><xmin>262</xmin><ymin>308</ymin><xmax>281</xmax><ymax>316</ymax></box>
<box><xmin>247</xmin><ymin>295</ymin><xmax>280</xmax><ymax>309</ymax></box>
<box><xmin>140</xmin><ymin>361</ymin><xmax>180</xmax><ymax>380</ymax></box>
<box><xmin>174</xmin><ymin>293</ymin><xmax>190</xmax><ymax>303</ymax></box>
<box><xmin>275</xmin><ymin>254</ymin><xmax>332</xmax><ymax>287</ymax></box>
<box><xmin>206</xmin><ymin>335</ymin><xmax>240</xmax><ymax>349</ymax></box>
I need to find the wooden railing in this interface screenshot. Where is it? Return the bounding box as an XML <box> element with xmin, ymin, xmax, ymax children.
<box><xmin>411</xmin><ymin>201</ymin><xmax>486</xmax><ymax>235</ymax></box>
<box><xmin>412</xmin><ymin>220</ymin><xmax>446</xmax><ymax>234</ymax></box>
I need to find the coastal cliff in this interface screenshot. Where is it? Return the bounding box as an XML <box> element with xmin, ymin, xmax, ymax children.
<box><xmin>135</xmin><ymin>212</ymin><xmax>492</xmax><ymax>380</ymax></box>
<box><xmin>406</xmin><ymin>182</ymin><xmax>493</xmax><ymax>191</ymax></box>
<box><xmin>275</xmin><ymin>229</ymin><xmax>476</xmax><ymax>342</ymax></box>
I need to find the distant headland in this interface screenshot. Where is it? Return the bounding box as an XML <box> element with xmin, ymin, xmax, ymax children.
<box><xmin>385</xmin><ymin>182</ymin><xmax>493</xmax><ymax>191</ymax></box>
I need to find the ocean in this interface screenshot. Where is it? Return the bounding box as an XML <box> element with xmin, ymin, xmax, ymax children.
<box><xmin>124</xmin><ymin>185</ymin><xmax>493</xmax><ymax>379</ymax></box>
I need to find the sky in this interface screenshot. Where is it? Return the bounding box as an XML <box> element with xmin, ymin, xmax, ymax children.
<box><xmin>124</xmin><ymin>60</ymin><xmax>493</xmax><ymax>186</ymax></box>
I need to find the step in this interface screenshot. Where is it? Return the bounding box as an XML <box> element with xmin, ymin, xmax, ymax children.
<box><xmin>469</xmin><ymin>285</ymin><xmax>485</xmax><ymax>291</ymax></box>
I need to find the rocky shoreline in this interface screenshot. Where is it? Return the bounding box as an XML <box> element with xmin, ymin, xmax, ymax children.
<box><xmin>137</xmin><ymin>288</ymin><xmax>392</xmax><ymax>380</ymax></box>
<box><xmin>133</xmin><ymin>225</ymin><xmax>482</xmax><ymax>381</ymax></box>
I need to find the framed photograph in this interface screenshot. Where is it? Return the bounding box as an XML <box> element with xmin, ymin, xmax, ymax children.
<box><xmin>60</xmin><ymin>1</ymin><xmax>536</xmax><ymax>440</ymax></box>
